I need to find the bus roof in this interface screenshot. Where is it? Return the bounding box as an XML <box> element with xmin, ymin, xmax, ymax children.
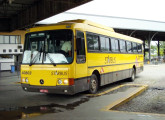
<box><xmin>28</xmin><ymin>19</ymin><xmax>114</xmax><ymax>32</ymax></box>
<box><xmin>28</xmin><ymin>19</ymin><xmax>142</xmax><ymax>44</ymax></box>
<box><xmin>62</xmin><ymin>19</ymin><xmax>142</xmax><ymax>44</ymax></box>
<box><xmin>58</xmin><ymin>19</ymin><xmax>115</xmax><ymax>32</ymax></box>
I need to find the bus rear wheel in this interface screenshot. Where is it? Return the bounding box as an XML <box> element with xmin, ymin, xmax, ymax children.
<box><xmin>129</xmin><ymin>68</ymin><xmax>136</xmax><ymax>82</ymax></box>
<box><xmin>88</xmin><ymin>74</ymin><xmax>98</xmax><ymax>94</ymax></box>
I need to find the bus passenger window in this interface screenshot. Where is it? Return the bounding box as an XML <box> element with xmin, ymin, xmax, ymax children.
<box><xmin>133</xmin><ymin>43</ymin><xmax>138</xmax><ymax>53</ymax></box>
<box><xmin>100</xmin><ymin>36</ymin><xmax>110</xmax><ymax>52</ymax></box>
<box><xmin>120</xmin><ymin>40</ymin><xmax>126</xmax><ymax>53</ymax></box>
<box><xmin>137</xmin><ymin>44</ymin><xmax>142</xmax><ymax>53</ymax></box>
<box><xmin>87</xmin><ymin>34</ymin><xmax>99</xmax><ymax>51</ymax></box>
<box><xmin>126</xmin><ymin>41</ymin><xmax>132</xmax><ymax>53</ymax></box>
<box><xmin>111</xmin><ymin>38</ymin><xmax>119</xmax><ymax>52</ymax></box>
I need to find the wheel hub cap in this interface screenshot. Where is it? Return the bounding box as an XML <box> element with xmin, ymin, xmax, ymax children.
<box><xmin>91</xmin><ymin>79</ymin><xmax>96</xmax><ymax>91</ymax></box>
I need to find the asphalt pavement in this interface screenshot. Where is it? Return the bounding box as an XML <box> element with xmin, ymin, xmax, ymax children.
<box><xmin>1</xmin><ymin>64</ymin><xmax>165</xmax><ymax>120</ymax></box>
<box><xmin>116</xmin><ymin>64</ymin><xmax>165</xmax><ymax>115</ymax></box>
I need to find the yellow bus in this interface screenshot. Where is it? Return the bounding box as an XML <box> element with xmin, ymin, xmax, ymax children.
<box><xmin>21</xmin><ymin>19</ymin><xmax>143</xmax><ymax>95</ymax></box>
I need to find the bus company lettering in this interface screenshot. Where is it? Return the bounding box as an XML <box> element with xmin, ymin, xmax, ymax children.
<box><xmin>51</xmin><ymin>71</ymin><xmax>67</xmax><ymax>76</ymax></box>
<box><xmin>22</xmin><ymin>71</ymin><xmax>32</xmax><ymax>75</ymax></box>
<box><xmin>105</xmin><ymin>56</ymin><xmax>116</xmax><ymax>64</ymax></box>
<box><xmin>137</xmin><ymin>55</ymin><xmax>142</xmax><ymax>60</ymax></box>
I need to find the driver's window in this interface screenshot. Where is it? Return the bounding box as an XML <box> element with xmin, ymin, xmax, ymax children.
<box><xmin>76</xmin><ymin>31</ymin><xmax>86</xmax><ymax>63</ymax></box>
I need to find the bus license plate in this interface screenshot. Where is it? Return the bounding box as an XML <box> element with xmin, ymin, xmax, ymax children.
<box><xmin>40</xmin><ymin>89</ymin><xmax>48</xmax><ymax>93</ymax></box>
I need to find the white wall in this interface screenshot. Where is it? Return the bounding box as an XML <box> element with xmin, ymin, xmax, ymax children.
<box><xmin>0</xmin><ymin>44</ymin><xmax>23</xmax><ymax>54</ymax></box>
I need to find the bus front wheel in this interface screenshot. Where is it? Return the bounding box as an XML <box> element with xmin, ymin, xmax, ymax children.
<box><xmin>89</xmin><ymin>74</ymin><xmax>98</xmax><ymax>94</ymax></box>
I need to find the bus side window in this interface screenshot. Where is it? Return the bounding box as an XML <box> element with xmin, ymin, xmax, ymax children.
<box><xmin>76</xmin><ymin>31</ymin><xmax>86</xmax><ymax>63</ymax></box>
<box><xmin>126</xmin><ymin>41</ymin><xmax>133</xmax><ymax>53</ymax></box>
<box><xmin>137</xmin><ymin>44</ymin><xmax>142</xmax><ymax>53</ymax></box>
<box><xmin>100</xmin><ymin>36</ymin><xmax>110</xmax><ymax>52</ymax></box>
<box><xmin>111</xmin><ymin>38</ymin><xmax>119</xmax><ymax>52</ymax></box>
<box><xmin>133</xmin><ymin>42</ymin><xmax>138</xmax><ymax>53</ymax></box>
<box><xmin>87</xmin><ymin>33</ymin><xmax>99</xmax><ymax>51</ymax></box>
<box><xmin>119</xmin><ymin>40</ymin><xmax>126</xmax><ymax>53</ymax></box>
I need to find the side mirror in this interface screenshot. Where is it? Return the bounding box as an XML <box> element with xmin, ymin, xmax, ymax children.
<box><xmin>76</xmin><ymin>38</ymin><xmax>82</xmax><ymax>51</ymax></box>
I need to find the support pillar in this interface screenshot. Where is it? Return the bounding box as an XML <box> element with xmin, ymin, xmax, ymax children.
<box><xmin>148</xmin><ymin>39</ymin><xmax>151</xmax><ymax>62</ymax></box>
<box><xmin>148</xmin><ymin>32</ymin><xmax>158</xmax><ymax>62</ymax></box>
<box><xmin>164</xmin><ymin>49</ymin><xmax>165</xmax><ymax>62</ymax></box>
<box><xmin>143</xmin><ymin>40</ymin><xmax>145</xmax><ymax>60</ymax></box>
<box><xmin>158</xmin><ymin>40</ymin><xmax>160</xmax><ymax>60</ymax></box>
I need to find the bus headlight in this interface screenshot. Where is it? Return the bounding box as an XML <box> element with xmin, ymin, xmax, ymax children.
<box><xmin>25</xmin><ymin>78</ymin><xmax>29</xmax><ymax>83</ymax></box>
<box><xmin>63</xmin><ymin>79</ymin><xmax>68</xmax><ymax>85</ymax></box>
<box><xmin>58</xmin><ymin>80</ymin><xmax>62</xmax><ymax>85</ymax></box>
<box><xmin>22</xmin><ymin>78</ymin><xmax>25</xmax><ymax>83</ymax></box>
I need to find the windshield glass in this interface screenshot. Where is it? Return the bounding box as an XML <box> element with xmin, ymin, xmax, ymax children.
<box><xmin>22</xmin><ymin>29</ymin><xmax>73</xmax><ymax>65</ymax></box>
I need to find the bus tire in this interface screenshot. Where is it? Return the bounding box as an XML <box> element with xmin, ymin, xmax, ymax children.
<box><xmin>88</xmin><ymin>74</ymin><xmax>98</xmax><ymax>94</ymax></box>
<box><xmin>129</xmin><ymin>68</ymin><xmax>136</xmax><ymax>82</ymax></box>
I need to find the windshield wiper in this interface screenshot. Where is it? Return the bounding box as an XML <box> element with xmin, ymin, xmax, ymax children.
<box><xmin>46</xmin><ymin>53</ymin><xmax>56</xmax><ymax>66</ymax></box>
<box><xmin>29</xmin><ymin>52</ymin><xmax>40</xmax><ymax>66</ymax></box>
<box><xmin>29</xmin><ymin>47</ymin><xmax>43</xmax><ymax>66</ymax></box>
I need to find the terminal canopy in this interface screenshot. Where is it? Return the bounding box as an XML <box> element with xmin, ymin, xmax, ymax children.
<box><xmin>0</xmin><ymin>0</ymin><xmax>92</xmax><ymax>32</ymax></box>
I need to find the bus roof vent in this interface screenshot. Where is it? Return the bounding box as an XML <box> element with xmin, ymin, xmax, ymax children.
<box><xmin>58</xmin><ymin>19</ymin><xmax>115</xmax><ymax>32</ymax></box>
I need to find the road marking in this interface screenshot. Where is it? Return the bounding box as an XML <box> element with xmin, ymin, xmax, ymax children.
<box><xmin>87</xmin><ymin>84</ymin><xmax>125</xmax><ymax>97</ymax></box>
<box><xmin>102</xmin><ymin>84</ymin><xmax>165</xmax><ymax>117</ymax></box>
<box><xmin>88</xmin><ymin>84</ymin><xmax>147</xmax><ymax>97</ymax></box>
<box><xmin>147</xmin><ymin>65</ymin><xmax>160</xmax><ymax>67</ymax></box>
<box><xmin>101</xmin><ymin>84</ymin><xmax>148</xmax><ymax>111</ymax></box>
<box><xmin>89</xmin><ymin>83</ymin><xmax>165</xmax><ymax>117</ymax></box>
<box><xmin>110</xmin><ymin>110</ymin><xmax>165</xmax><ymax>117</ymax></box>
<box><xmin>13</xmin><ymin>82</ymin><xmax>21</xmax><ymax>84</ymax></box>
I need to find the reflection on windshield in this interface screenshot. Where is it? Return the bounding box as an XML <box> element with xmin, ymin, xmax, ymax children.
<box><xmin>22</xmin><ymin>30</ymin><xmax>73</xmax><ymax>65</ymax></box>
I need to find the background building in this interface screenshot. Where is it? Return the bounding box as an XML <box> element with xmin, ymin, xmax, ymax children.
<box><xmin>0</xmin><ymin>30</ymin><xmax>25</xmax><ymax>71</ymax></box>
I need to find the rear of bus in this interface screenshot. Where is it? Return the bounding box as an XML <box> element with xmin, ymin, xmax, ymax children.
<box><xmin>21</xmin><ymin>25</ymin><xmax>77</xmax><ymax>95</ymax></box>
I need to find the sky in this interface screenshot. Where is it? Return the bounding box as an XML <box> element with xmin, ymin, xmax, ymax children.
<box><xmin>39</xmin><ymin>0</ymin><xmax>165</xmax><ymax>23</ymax></box>
<box><xmin>39</xmin><ymin>0</ymin><xmax>165</xmax><ymax>45</ymax></box>
<box><xmin>66</xmin><ymin>0</ymin><xmax>165</xmax><ymax>22</ymax></box>
<box><xmin>39</xmin><ymin>0</ymin><xmax>165</xmax><ymax>32</ymax></box>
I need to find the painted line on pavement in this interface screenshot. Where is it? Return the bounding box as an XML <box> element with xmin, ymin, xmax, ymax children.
<box><xmin>89</xmin><ymin>83</ymin><xmax>165</xmax><ymax>117</ymax></box>
<box><xmin>101</xmin><ymin>84</ymin><xmax>148</xmax><ymax>111</ymax></box>
<box><xmin>88</xmin><ymin>84</ymin><xmax>147</xmax><ymax>97</ymax></box>
<box><xmin>87</xmin><ymin>84</ymin><xmax>125</xmax><ymax>97</ymax></box>
<box><xmin>12</xmin><ymin>82</ymin><xmax>21</xmax><ymax>84</ymax></box>
<box><xmin>111</xmin><ymin>110</ymin><xmax>165</xmax><ymax>117</ymax></box>
<box><xmin>103</xmin><ymin>84</ymin><xmax>165</xmax><ymax>117</ymax></box>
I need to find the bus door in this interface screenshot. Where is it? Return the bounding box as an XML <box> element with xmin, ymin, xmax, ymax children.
<box><xmin>75</xmin><ymin>30</ymin><xmax>87</xmax><ymax>81</ymax></box>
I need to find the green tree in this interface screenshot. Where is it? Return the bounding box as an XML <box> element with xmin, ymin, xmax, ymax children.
<box><xmin>159</xmin><ymin>41</ymin><xmax>165</xmax><ymax>56</ymax></box>
<box><xmin>151</xmin><ymin>45</ymin><xmax>157</xmax><ymax>57</ymax></box>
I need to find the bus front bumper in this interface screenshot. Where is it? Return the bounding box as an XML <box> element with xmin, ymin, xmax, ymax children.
<box><xmin>21</xmin><ymin>84</ymin><xmax>75</xmax><ymax>95</ymax></box>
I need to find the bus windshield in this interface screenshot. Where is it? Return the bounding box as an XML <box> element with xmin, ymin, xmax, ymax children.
<box><xmin>22</xmin><ymin>29</ymin><xmax>73</xmax><ymax>65</ymax></box>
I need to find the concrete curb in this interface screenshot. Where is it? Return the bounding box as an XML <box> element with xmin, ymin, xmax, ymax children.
<box><xmin>100</xmin><ymin>84</ymin><xmax>148</xmax><ymax>111</ymax></box>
